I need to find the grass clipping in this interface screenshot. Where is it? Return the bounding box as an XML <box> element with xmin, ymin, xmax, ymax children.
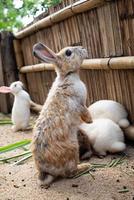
<box><xmin>73</xmin><ymin>156</ymin><xmax>126</xmax><ymax>179</ymax></box>
<box><xmin>0</xmin><ymin>139</ymin><xmax>32</xmax><ymax>165</ymax></box>
<box><xmin>0</xmin><ymin>139</ymin><xmax>126</xmax><ymax>173</ymax></box>
<box><xmin>0</xmin><ymin>119</ymin><xmax>12</xmax><ymax>125</ymax></box>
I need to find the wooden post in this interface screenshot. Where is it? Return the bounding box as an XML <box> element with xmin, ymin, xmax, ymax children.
<box><xmin>0</xmin><ymin>31</ymin><xmax>19</xmax><ymax>113</ymax></box>
<box><xmin>0</xmin><ymin>35</ymin><xmax>8</xmax><ymax>113</ymax></box>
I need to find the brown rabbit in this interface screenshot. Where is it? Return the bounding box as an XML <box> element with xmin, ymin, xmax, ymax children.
<box><xmin>31</xmin><ymin>43</ymin><xmax>92</xmax><ymax>188</ymax></box>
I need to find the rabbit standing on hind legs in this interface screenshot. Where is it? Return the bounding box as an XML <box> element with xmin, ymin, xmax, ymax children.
<box><xmin>31</xmin><ymin>43</ymin><xmax>92</xmax><ymax>188</ymax></box>
<box><xmin>0</xmin><ymin>81</ymin><xmax>31</xmax><ymax>132</ymax></box>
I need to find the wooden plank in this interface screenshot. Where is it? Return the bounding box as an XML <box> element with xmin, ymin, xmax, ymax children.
<box><xmin>0</xmin><ymin>32</ymin><xmax>19</xmax><ymax>113</ymax></box>
<box><xmin>0</xmin><ymin>35</ymin><xmax>8</xmax><ymax>113</ymax></box>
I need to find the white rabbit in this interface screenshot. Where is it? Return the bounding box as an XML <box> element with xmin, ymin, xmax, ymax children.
<box><xmin>0</xmin><ymin>81</ymin><xmax>31</xmax><ymax>132</ymax></box>
<box><xmin>89</xmin><ymin>100</ymin><xmax>129</xmax><ymax>128</ymax></box>
<box><xmin>80</xmin><ymin>118</ymin><xmax>126</xmax><ymax>156</ymax></box>
<box><xmin>88</xmin><ymin>100</ymin><xmax>134</xmax><ymax>140</ymax></box>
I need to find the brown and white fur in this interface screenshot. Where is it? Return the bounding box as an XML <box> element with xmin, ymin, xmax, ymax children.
<box><xmin>31</xmin><ymin>43</ymin><xmax>92</xmax><ymax>188</ymax></box>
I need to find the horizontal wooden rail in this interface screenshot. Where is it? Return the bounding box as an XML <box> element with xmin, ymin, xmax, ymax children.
<box><xmin>20</xmin><ymin>56</ymin><xmax>134</xmax><ymax>73</ymax></box>
<box><xmin>14</xmin><ymin>0</ymin><xmax>109</xmax><ymax>39</ymax></box>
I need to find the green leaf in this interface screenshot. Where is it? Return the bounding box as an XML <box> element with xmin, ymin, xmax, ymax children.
<box><xmin>0</xmin><ymin>120</ymin><xmax>12</xmax><ymax>125</ymax></box>
<box><xmin>0</xmin><ymin>139</ymin><xmax>31</xmax><ymax>154</ymax></box>
<box><xmin>0</xmin><ymin>0</ymin><xmax>62</xmax><ymax>31</ymax></box>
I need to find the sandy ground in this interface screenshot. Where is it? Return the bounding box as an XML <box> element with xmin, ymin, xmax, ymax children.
<box><xmin>0</xmin><ymin>115</ymin><xmax>134</xmax><ymax>200</ymax></box>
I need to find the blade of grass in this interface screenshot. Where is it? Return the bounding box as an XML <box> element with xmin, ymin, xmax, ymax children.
<box><xmin>107</xmin><ymin>159</ymin><xmax>117</xmax><ymax>167</ymax></box>
<box><xmin>113</xmin><ymin>158</ymin><xmax>125</xmax><ymax>167</ymax></box>
<box><xmin>0</xmin><ymin>119</ymin><xmax>12</xmax><ymax>121</ymax></box>
<box><xmin>20</xmin><ymin>146</ymin><xmax>29</xmax><ymax>151</ymax></box>
<box><xmin>108</xmin><ymin>156</ymin><xmax>126</xmax><ymax>168</ymax></box>
<box><xmin>0</xmin><ymin>151</ymin><xmax>31</xmax><ymax>162</ymax></box>
<box><xmin>91</xmin><ymin>163</ymin><xmax>106</xmax><ymax>166</ymax></box>
<box><xmin>0</xmin><ymin>139</ymin><xmax>31</xmax><ymax>154</ymax></box>
<box><xmin>73</xmin><ymin>167</ymin><xmax>91</xmax><ymax>179</ymax></box>
<box><xmin>88</xmin><ymin>170</ymin><xmax>95</xmax><ymax>180</ymax></box>
<box><xmin>0</xmin><ymin>121</ymin><xmax>12</xmax><ymax>125</ymax></box>
<box><xmin>72</xmin><ymin>156</ymin><xmax>126</xmax><ymax>179</ymax></box>
<box><xmin>14</xmin><ymin>154</ymin><xmax>32</xmax><ymax>165</ymax></box>
<box><xmin>118</xmin><ymin>188</ymin><xmax>129</xmax><ymax>193</ymax></box>
<box><xmin>91</xmin><ymin>163</ymin><xmax>107</xmax><ymax>168</ymax></box>
<box><xmin>111</xmin><ymin>158</ymin><xmax>123</xmax><ymax>167</ymax></box>
<box><xmin>1</xmin><ymin>160</ymin><xmax>10</xmax><ymax>163</ymax></box>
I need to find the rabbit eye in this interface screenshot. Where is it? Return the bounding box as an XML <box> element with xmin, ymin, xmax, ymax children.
<box><xmin>14</xmin><ymin>84</ymin><xmax>16</xmax><ymax>87</ymax></box>
<box><xmin>65</xmin><ymin>49</ymin><xmax>72</xmax><ymax>57</ymax></box>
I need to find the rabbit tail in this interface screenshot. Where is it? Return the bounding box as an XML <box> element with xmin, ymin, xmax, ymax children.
<box><xmin>110</xmin><ymin>142</ymin><xmax>126</xmax><ymax>153</ymax></box>
<box><xmin>118</xmin><ymin>119</ymin><xmax>130</xmax><ymax>128</ymax></box>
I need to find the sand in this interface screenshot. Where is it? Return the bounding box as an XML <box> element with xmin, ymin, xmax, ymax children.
<box><xmin>0</xmin><ymin>115</ymin><xmax>134</xmax><ymax>200</ymax></box>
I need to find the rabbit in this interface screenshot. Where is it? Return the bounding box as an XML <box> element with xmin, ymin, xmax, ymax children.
<box><xmin>31</xmin><ymin>43</ymin><xmax>92</xmax><ymax>188</ymax></box>
<box><xmin>89</xmin><ymin>100</ymin><xmax>129</xmax><ymax>128</ymax></box>
<box><xmin>88</xmin><ymin>100</ymin><xmax>134</xmax><ymax>140</ymax></box>
<box><xmin>79</xmin><ymin>118</ymin><xmax>126</xmax><ymax>157</ymax></box>
<box><xmin>77</xmin><ymin>128</ymin><xmax>93</xmax><ymax>160</ymax></box>
<box><xmin>0</xmin><ymin>81</ymin><xmax>31</xmax><ymax>132</ymax></box>
<box><xmin>30</xmin><ymin>100</ymin><xmax>43</xmax><ymax>113</ymax></box>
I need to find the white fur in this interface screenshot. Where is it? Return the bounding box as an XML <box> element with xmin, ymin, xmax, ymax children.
<box><xmin>89</xmin><ymin>100</ymin><xmax>130</xmax><ymax>128</ymax></box>
<box><xmin>10</xmin><ymin>81</ymin><xmax>31</xmax><ymax>132</ymax></box>
<box><xmin>80</xmin><ymin>118</ymin><xmax>126</xmax><ymax>155</ymax></box>
<box><xmin>118</xmin><ymin>119</ymin><xmax>130</xmax><ymax>128</ymax></box>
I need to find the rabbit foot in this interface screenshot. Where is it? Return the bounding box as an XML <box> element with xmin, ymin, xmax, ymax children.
<box><xmin>67</xmin><ymin>163</ymin><xmax>90</xmax><ymax>178</ymax></box>
<box><xmin>77</xmin><ymin>163</ymin><xmax>90</xmax><ymax>173</ymax></box>
<box><xmin>11</xmin><ymin>125</ymin><xmax>19</xmax><ymax>132</ymax></box>
<box><xmin>22</xmin><ymin>126</ymin><xmax>32</xmax><ymax>131</ymax></box>
<box><xmin>80</xmin><ymin>150</ymin><xmax>93</xmax><ymax>160</ymax></box>
<box><xmin>96</xmin><ymin>152</ymin><xmax>107</xmax><ymax>159</ymax></box>
<box><xmin>38</xmin><ymin>173</ymin><xmax>55</xmax><ymax>189</ymax></box>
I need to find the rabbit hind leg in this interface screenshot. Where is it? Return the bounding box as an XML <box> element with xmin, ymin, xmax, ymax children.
<box><xmin>68</xmin><ymin>163</ymin><xmax>90</xmax><ymax>178</ymax></box>
<box><xmin>38</xmin><ymin>171</ymin><xmax>55</xmax><ymax>189</ymax></box>
<box><xmin>12</xmin><ymin>125</ymin><xmax>20</xmax><ymax>132</ymax></box>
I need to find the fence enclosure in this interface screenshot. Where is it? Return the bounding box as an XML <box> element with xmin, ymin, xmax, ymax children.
<box><xmin>0</xmin><ymin>0</ymin><xmax>134</xmax><ymax>122</ymax></box>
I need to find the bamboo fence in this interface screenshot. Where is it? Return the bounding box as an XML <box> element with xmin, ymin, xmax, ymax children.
<box><xmin>13</xmin><ymin>0</ymin><xmax>134</xmax><ymax>122</ymax></box>
<box><xmin>20</xmin><ymin>57</ymin><xmax>134</xmax><ymax>73</ymax></box>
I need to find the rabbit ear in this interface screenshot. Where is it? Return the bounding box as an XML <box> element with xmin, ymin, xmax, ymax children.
<box><xmin>0</xmin><ymin>86</ymin><xmax>11</xmax><ymax>93</ymax></box>
<box><xmin>33</xmin><ymin>43</ymin><xmax>57</xmax><ymax>63</ymax></box>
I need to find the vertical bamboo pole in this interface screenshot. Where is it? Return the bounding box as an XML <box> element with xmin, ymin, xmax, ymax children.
<box><xmin>13</xmin><ymin>39</ymin><xmax>27</xmax><ymax>87</ymax></box>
